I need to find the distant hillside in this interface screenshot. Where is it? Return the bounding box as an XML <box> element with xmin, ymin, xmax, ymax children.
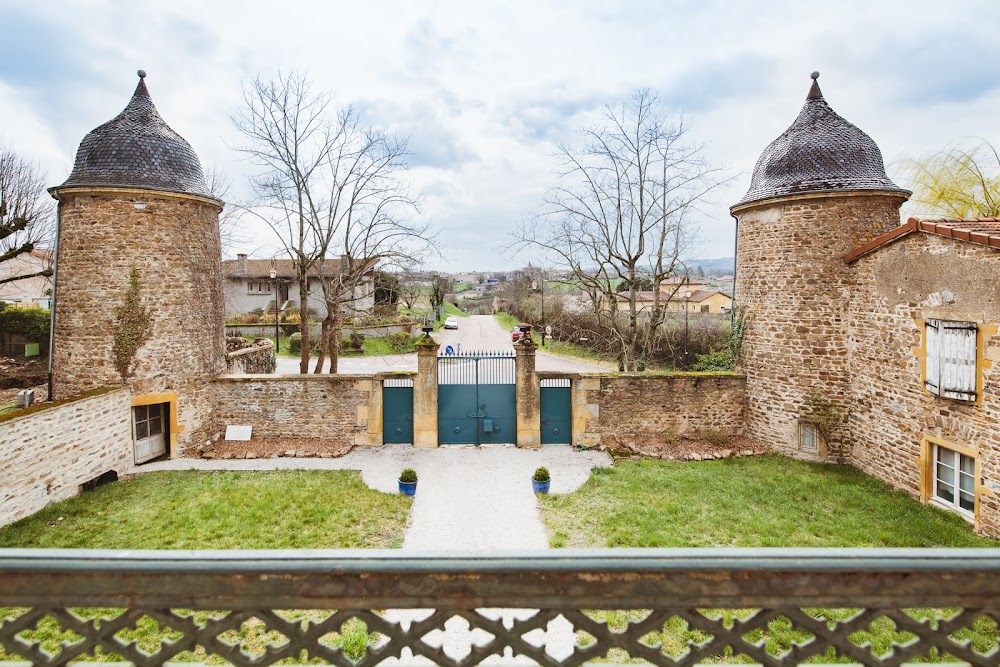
<box><xmin>685</xmin><ymin>257</ymin><xmax>735</xmax><ymax>276</ymax></box>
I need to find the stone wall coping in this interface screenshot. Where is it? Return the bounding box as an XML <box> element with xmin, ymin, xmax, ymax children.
<box><xmin>589</xmin><ymin>372</ymin><xmax>746</xmax><ymax>380</ymax></box>
<box><xmin>214</xmin><ymin>373</ymin><xmax>376</xmax><ymax>382</ymax></box>
<box><xmin>225</xmin><ymin>340</ymin><xmax>274</xmax><ymax>359</ymax></box>
<box><xmin>0</xmin><ymin>385</ymin><xmax>128</xmax><ymax>426</ymax></box>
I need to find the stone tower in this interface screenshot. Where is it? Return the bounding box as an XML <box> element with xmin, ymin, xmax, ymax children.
<box><xmin>730</xmin><ymin>73</ymin><xmax>910</xmax><ymax>461</ymax></box>
<box><xmin>49</xmin><ymin>71</ymin><xmax>225</xmax><ymax>453</ymax></box>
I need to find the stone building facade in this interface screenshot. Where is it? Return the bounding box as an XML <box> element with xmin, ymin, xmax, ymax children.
<box><xmin>49</xmin><ymin>72</ymin><xmax>225</xmax><ymax>453</ymax></box>
<box><xmin>733</xmin><ymin>73</ymin><xmax>1000</xmax><ymax>535</ymax></box>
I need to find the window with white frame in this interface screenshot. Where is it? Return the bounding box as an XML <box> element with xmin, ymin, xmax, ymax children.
<box><xmin>247</xmin><ymin>280</ymin><xmax>272</xmax><ymax>294</ymax></box>
<box><xmin>932</xmin><ymin>445</ymin><xmax>976</xmax><ymax>516</ymax></box>
<box><xmin>798</xmin><ymin>422</ymin><xmax>820</xmax><ymax>452</ymax></box>
<box><xmin>925</xmin><ymin>319</ymin><xmax>977</xmax><ymax>401</ymax></box>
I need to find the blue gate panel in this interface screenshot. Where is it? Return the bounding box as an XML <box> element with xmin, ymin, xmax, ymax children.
<box><xmin>383</xmin><ymin>385</ymin><xmax>414</xmax><ymax>444</ymax></box>
<box><xmin>540</xmin><ymin>385</ymin><xmax>572</xmax><ymax>445</ymax></box>
<box><xmin>438</xmin><ymin>351</ymin><xmax>517</xmax><ymax>446</ymax></box>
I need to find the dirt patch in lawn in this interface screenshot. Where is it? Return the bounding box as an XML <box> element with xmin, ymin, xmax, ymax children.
<box><xmin>191</xmin><ymin>437</ymin><xmax>353</xmax><ymax>460</ymax></box>
<box><xmin>598</xmin><ymin>434</ymin><xmax>769</xmax><ymax>461</ymax></box>
<box><xmin>0</xmin><ymin>356</ymin><xmax>47</xmax><ymax>400</ymax></box>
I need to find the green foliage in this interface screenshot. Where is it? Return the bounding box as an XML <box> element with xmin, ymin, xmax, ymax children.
<box><xmin>399</xmin><ymin>468</ymin><xmax>418</xmax><ymax>483</ymax></box>
<box><xmin>0</xmin><ymin>303</ymin><xmax>49</xmax><ymax>342</ymax></box>
<box><xmin>110</xmin><ymin>267</ymin><xmax>153</xmax><ymax>383</ymax></box>
<box><xmin>287</xmin><ymin>331</ymin><xmax>303</xmax><ymax>355</ymax></box>
<box><xmin>386</xmin><ymin>331</ymin><xmax>414</xmax><ymax>352</ymax></box>
<box><xmin>728</xmin><ymin>305</ymin><xmax>746</xmax><ymax>367</ymax></box>
<box><xmin>802</xmin><ymin>393</ymin><xmax>845</xmax><ymax>441</ymax></box>
<box><xmin>896</xmin><ymin>139</ymin><xmax>1000</xmax><ymax>218</ymax></box>
<box><xmin>691</xmin><ymin>349</ymin><xmax>731</xmax><ymax>371</ymax></box>
<box><xmin>532</xmin><ymin>466</ymin><xmax>550</xmax><ymax>482</ymax></box>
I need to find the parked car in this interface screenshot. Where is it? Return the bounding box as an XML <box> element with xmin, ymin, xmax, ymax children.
<box><xmin>444</xmin><ymin>316</ymin><xmax>459</xmax><ymax>329</ymax></box>
<box><xmin>511</xmin><ymin>325</ymin><xmax>532</xmax><ymax>343</ymax></box>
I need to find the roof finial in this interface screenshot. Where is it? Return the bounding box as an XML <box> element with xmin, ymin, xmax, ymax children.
<box><xmin>807</xmin><ymin>70</ymin><xmax>823</xmax><ymax>100</ymax></box>
<box><xmin>137</xmin><ymin>69</ymin><xmax>147</xmax><ymax>79</ymax></box>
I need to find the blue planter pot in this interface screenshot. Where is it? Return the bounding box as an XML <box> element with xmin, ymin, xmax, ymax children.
<box><xmin>399</xmin><ymin>479</ymin><xmax>417</xmax><ymax>496</ymax></box>
<box><xmin>532</xmin><ymin>479</ymin><xmax>550</xmax><ymax>494</ymax></box>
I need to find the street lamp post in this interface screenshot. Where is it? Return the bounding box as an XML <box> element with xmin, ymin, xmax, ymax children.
<box><xmin>269</xmin><ymin>267</ymin><xmax>279</xmax><ymax>353</ymax></box>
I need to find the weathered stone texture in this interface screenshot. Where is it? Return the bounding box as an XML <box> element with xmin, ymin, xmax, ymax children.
<box><xmin>213</xmin><ymin>375</ymin><xmax>373</xmax><ymax>447</ymax></box>
<box><xmin>52</xmin><ymin>191</ymin><xmax>225</xmax><ymax>450</ymax></box>
<box><xmin>578</xmin><ymin>374</ymin><xmax>746</xmax><ymax>445</ymax></box>
<box><xmin>734</xmin><ymin>193</ymin><xmax>905</xmax><ymax>460</ymax></box>
<box><xmin>0</xmin><ymin>387</ymin><xmax>132</xmax><ymax>527</ymax></box>
<box><xmin>225</xmin><ymin>341</ymin><xmax>276</xmax><ymax>375</ymax></box>
<box><xmin>848</xmin><ymin>233</ymin><xmax>1000</xmax><ymax>535</ymax></box>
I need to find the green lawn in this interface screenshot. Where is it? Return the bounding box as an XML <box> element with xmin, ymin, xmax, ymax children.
<box><xmin>0</xmin><ymin>470</ymin><xmax>411</xmax><ymax>549</ymax></box>
<box><xmin>0</xmin><ymin>470</ymin><xmax>410</xmax><ymax>663</ymax></box>
<box><xmin>539</xmin><ymin>455</ymin><xmax>999</xmax><ymax>664</ymax></box>
<box><xmin>540</xmin><ymin>455</ymin><xmax>997</xmax><ymax>548</ymax></box>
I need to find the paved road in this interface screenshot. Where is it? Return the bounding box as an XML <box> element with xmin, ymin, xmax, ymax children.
<box><xmin>275</xmin><ymin>315</ymin><xmax>610</xmax><ymax>374</ymax></box>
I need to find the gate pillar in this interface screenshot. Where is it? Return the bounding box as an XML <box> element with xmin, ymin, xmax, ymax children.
<box><xmin>515</xmin><ymin>338</ymin><xmax>541</xmax><ymax>448</ymax></box>
<box><xmin>414</xmin><ymin>336</ymin><xmax>440</xmax><ymax>448</ymax></box>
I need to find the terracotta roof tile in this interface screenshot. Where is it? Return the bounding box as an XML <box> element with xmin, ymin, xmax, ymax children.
<box><xmin>843</xmin><ymin>217</ymin><xmax>1000</xmax><ymax>263</ymax></box>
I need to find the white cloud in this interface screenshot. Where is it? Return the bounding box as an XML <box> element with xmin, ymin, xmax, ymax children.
<box><xmin>1</xmin><ymin>0</ymin><xmax>998</xmax><ymax>268</ymax></box>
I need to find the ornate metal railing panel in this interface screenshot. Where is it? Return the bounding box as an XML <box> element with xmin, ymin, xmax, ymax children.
<box><xmin>2</xmin><ymin>548</ymin><xmax>999</xmax><ymax>666</ymax></box>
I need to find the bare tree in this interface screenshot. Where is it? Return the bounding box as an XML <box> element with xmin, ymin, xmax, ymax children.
<box><xmin>896</xmin><ymin>139</ymin><xmax>1000</xmax><ymax>218</ymax></box>
<box><xmin>230</xmin><ymin>72</ymin><xmax>339</xmax><ymax>373</ymax></box>
<box><xmin>510</xmin><ymin>91</ymin><xmax>728</xmax><ymax>370</ymax></box>
<box><xmin>307</xmin><ymin>113</ymin><xmax>434</xmax><ymax>374</ymax></box>
<box><xmin>0</xmin><ymin>143</ymin><xmax>53</xmax><ymax>286</ymax></box>
<box><xmin>395</xmin><ymin>271</ymin><xmax>423</xmax><ymax>310</ymax></box>
<box><xmin>204</xmin><ymin>166</ymin><xmax>251</xmax><ymax>256</ymax></box>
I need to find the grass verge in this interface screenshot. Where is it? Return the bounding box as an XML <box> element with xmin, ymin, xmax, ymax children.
<box><xmin>0</xmin><ymin>470</ymin><xmax>411</xmax><ymax>549</ymax></box>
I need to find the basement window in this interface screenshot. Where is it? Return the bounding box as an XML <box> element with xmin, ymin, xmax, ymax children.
<box><xmin>798</xmin><ymin>422</ymin><xmax>820</xmax><ymax>453</ymax></box>
<box><xmin>931</xmin><ymin>444</ymin><xmax>976</xmax><ymax>518</ymax></box>
<box><xmin>925</xmin><ymin>319</ymin><xmax>977</xmax><ymax>401</ymax></box>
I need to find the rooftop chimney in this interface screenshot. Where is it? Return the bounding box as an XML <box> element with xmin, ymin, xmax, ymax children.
<box><xmin>236</xmin><ymin>253</ymin><xmax>247</xmax><ymax>272</ymax></box>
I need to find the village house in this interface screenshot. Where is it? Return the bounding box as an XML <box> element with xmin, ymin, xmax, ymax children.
<box><xmin>0</xmin><ymin>247</ymin><xmax>52</xmax><ymax>308</ymax></box>
<box><xmin>221</xmin><ymin>253</ymin><xmax>377</xmax><ymax>320</ymax></box>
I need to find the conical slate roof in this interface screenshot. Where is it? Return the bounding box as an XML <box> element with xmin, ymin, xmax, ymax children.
<box><xmin>56</xmin><ymin>71</ymin><xmax>215</xmax><ymax>199</ymax></box>
<box><xmin>734</xmin><ymin>72</ymin><xmax>909</xmax><ymax>208</ymax></box>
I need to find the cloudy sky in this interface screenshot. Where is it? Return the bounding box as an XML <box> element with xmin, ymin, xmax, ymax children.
<box><xmin>2</xmin><ymin>0</ymin><xmax>998</xmax><ymax>271</ymax></box>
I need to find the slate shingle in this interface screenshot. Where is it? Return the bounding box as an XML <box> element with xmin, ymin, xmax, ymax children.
<box><xmin>735</xmin><ymin>73</ymin><xmax>909</xmax><ymax>208</ymax></box>
<box><xmin>56</xmin><ymin>73</ymin><xmax>215</xmax><ymax>200</ymax></box>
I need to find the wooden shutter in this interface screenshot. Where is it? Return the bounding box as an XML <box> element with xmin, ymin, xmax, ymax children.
<box><xmin>925</xmin><ymin>319</ymin><xmax>940</xmax><ymax>395</ymax></box>
<box><xmin>940</xmin><ymin>321</ymin><xmax>977</xmax><ymax>401</ymax></box>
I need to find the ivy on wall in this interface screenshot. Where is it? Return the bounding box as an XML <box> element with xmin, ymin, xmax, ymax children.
<box><xmin>111</xmin><ymin>266</ymin><xmax>153</xmax><ymax>383</ymax></box>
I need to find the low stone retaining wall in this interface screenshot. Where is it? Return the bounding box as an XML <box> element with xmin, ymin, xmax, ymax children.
<box><xmin>224</xmin><ymin>323</ymin><xmax>416</xmax><ymax>339</ymax></box>
<box><xmin>225</xmin><ymin>340</ymin><xmax>275</xmax><ymax>374</ymax></box>
<box><xmin>561</xmin><ymin>372</ymin><xmax>747</xmax><ymax>450</ymax></box>
<box><xmin>0</xmin><ymin>386</ymin><xmax>133</xmax><ymax>527</ymax></box>
<box><xmin>213</xmin><ymin>375</ymin><xmax>381</xmax><ymax>448</ymax></box>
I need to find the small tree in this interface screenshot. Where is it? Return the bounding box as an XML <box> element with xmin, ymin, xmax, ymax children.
<box><xmin>111</xmin><ymin>267</ymin><xmax>153</xmax><ymax>382</ymax></box>
<box><xmin>428</xmin><ymin>275</ymin><xmax>450</xmax><ymax>320</ymax></box>
<box><xmin>0</xmin><ymin>143</ymin><xmax>53</xmax><ymax>286</ymax></box>
<box><xmin>896</xmin><ymin>139</ymin><xmax>1000</xmax><ymax>218</ymax></box>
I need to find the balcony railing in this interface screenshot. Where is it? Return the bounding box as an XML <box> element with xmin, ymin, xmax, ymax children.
<box><xmin>2</xmin><ymin>548</ymin><xmax>999</xmax><ymax>666</ymax></box>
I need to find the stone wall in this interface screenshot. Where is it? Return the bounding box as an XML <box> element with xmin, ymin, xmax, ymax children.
<box><xmin>212</xmin><ymin>375</ymin><xmax>380</xmax><ymax>447</ymax></box>
<box><xmin>0</xmin><ymin>387</ymin><xmax>132</xmax><ymax>527</ymax></box>
<box><xmin>225</xmin><ymin>340</ymin><xmax>276</xmax><ymax>375</ymax></box>
<box><xmin>847</xmin><ymin>233</ymin><xmax>1000</xmax><ymax>536</ymax></box>
<box><xmin>733</xmin><ymin>192</ymin><xmax>906</xmax><ymax>461</ymax></box>
<box><xmin>569</xmin><ymin>373</ymin><xmax>746</xmax><ymax>448</ymax></box>
<box><xmin>52</xmin><ymin>189</ymin><xmax>225</xmax><ymax>451</ymax></box>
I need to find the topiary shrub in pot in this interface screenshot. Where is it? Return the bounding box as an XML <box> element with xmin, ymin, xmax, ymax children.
<box><xmin>399</xmin><ymin>468</ymin><xmax>418</xmax><ymax>496</ymax></box>
<box><xmin>532</xmin><ymin>466</ymin><xmax>550</xmax><ymax>494</ymax></box>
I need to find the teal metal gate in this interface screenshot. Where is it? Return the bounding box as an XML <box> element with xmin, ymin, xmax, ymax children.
<box><xmin>438</xmin><ymin>350</ymin><xmax>516</xmax><ymax>445</ymax></box>
<box><xmin>540</xmin><ymin>378</ymin><xmax>572</xmax><ymax>445</ymax></box>
<box><xmin>383</xmin><ymin>378</ymin><xmax>414</xmax><ymax>444</ymax></box>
